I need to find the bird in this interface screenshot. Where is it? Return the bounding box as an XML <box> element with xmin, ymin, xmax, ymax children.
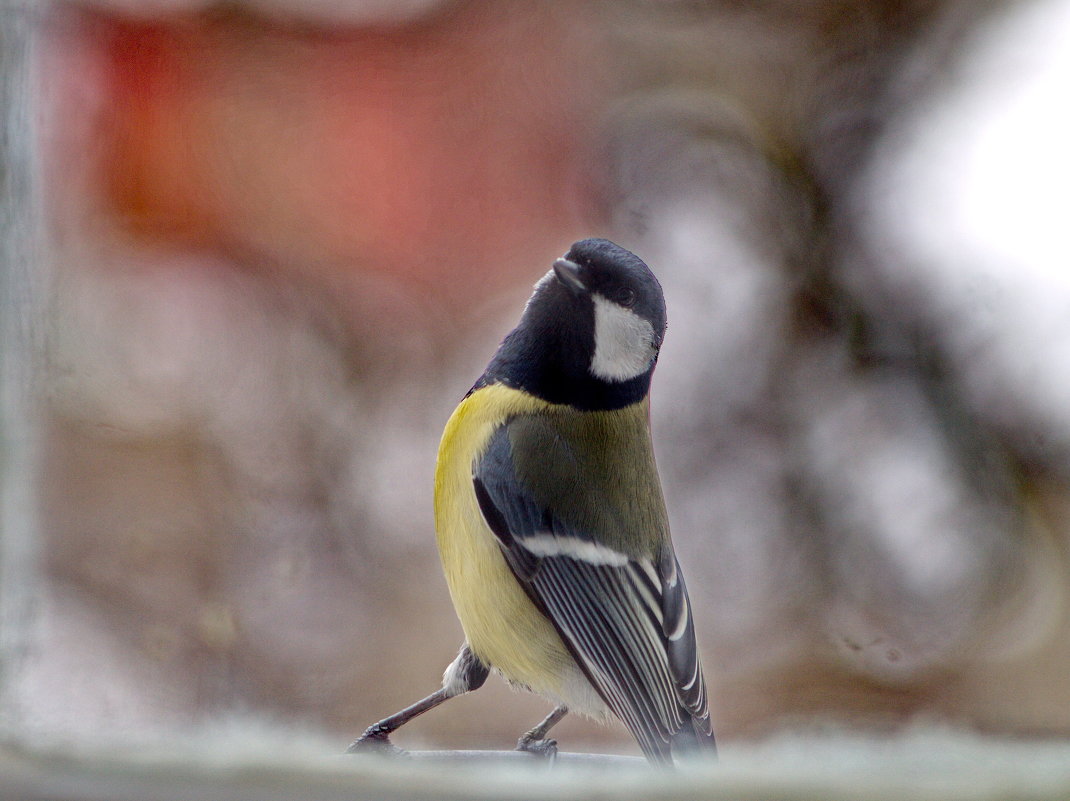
<box><xmin>348</xmin><ymin>238</ymin><xmax>714</xmax><ymax>766</ymax></box>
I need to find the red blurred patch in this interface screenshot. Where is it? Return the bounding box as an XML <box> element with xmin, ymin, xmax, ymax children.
<box><xmin>106</xmin><ymin>18</ymin><xmax>207</xmax><ymax>241</ymax></box>
<box><xmin>92</xmin><ymin>5</ymin><xmax>605</xmax><ymax>305</ymax></box>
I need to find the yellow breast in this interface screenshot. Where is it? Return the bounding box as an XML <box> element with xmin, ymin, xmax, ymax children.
<box><xmin>433</xmin><ymin>384</ymin><xmax>578</xmax><ymax>697</ymax></box>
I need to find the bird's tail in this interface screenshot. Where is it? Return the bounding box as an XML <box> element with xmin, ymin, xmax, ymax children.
<box><xmin>669</xmin><ymin>712</ymin><xmax>716</xmax><ymax>762</ymax></box>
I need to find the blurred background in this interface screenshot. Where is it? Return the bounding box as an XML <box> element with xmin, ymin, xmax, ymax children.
<box><xmin>2</xmin><ymin>0</ymin><xmax>1070</xmax><ymax>758</ymax></box>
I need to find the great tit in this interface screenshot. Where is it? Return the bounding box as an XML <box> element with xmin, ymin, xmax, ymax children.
<box><xmin>350</xmin><ymin>238</ymin><xmax>714</xmax><ymax>765</ymax></box>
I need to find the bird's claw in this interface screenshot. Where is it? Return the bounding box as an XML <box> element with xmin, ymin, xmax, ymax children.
<box><xmin>346</xmin><ymin>726</ymin><xmax>406</xmax><ymax>756</ymax></box>
<box><xmin>516</xmin><ymin>734</ymin><xmax>558</xmax><ymax>761</ymax></box>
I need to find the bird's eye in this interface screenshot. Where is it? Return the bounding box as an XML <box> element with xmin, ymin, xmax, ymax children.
<box><xmin>616</xmin><ymin>287</ymin><xmax>636</xmax><ymax>307</ymax></box>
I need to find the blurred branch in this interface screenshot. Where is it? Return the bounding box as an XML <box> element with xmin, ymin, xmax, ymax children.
<box><xmin>4</xmin><ymin>734</ymin><xmax>1070</xmax><ymax>801</ymax></box>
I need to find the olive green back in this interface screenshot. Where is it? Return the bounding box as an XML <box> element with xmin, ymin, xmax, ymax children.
<box><xmin>505</xmin><ymin>398</ymin><xmax>669</xmax><ymax>559</ymax></box>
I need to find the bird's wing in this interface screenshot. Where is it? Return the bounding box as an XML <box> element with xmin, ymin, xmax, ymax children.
<box><xmin>472</xmin><ymin>415</ymin><xmax>714</xmax><ymax>764</ymax></box>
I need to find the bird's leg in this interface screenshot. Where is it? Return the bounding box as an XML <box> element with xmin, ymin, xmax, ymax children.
<box><xmin>347</xmin><ymin>688</ymin><xmax>452</xmax><ymax>754</ymax></box>
<box><xmin>516</xmin><ymin>705</ymin><xmax>568</xmax><ymax>760</ymax></box>
<box><xmin>347</xmin><ymin>643</ymin><xmax>489</xmax><ymax>755</ymax></box>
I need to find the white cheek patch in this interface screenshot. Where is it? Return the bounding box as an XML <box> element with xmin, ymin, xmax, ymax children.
<box><xmin>590</xmin><ymin>294</ymin><xmax>657</xmax><ymax>382</ymax></box>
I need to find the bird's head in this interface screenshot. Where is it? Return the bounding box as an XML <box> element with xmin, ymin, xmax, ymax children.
<box><xmin>483</xmin><ymin>238</ymin><xmax>666</xmax><ymax>409</ymax></box>
<box><xmin>544</xmin><ymin>238</ymin><xmax>666</xmax><ymax>382</ymax></box>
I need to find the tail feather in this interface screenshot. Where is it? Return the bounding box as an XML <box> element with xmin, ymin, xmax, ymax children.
<box><xmin>634</xmin><ymin>706</ymin><xmax>716</xmax><ymax>766</ymax></box>
<box><xmin>669</xmin><ymin>710</ymin><xmax>716</xmax><ymax>761</ymax></box>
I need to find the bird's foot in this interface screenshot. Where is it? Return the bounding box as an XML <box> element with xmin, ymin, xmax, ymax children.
<box><xmin>346</xmin><ymin>725</ymin><xmax>406</xmax><ymax>756</ymax></box>
<box><xmin>516</xmin><ymin>734</ymin><xmax>558</xmax><ymax>762</ymax></box>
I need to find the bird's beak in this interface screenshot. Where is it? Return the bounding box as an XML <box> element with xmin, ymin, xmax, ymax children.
<box><xmin>552</xmin><ymin>257</ymin><xmax>586</xmax><ymax>294</ymax></box>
